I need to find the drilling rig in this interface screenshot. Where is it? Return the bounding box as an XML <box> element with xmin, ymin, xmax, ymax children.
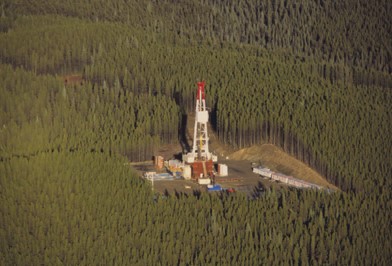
<box><xmin>183</xmin><ymin>81</ymin><xmax>218</xmax><ymax>185</ymax></box>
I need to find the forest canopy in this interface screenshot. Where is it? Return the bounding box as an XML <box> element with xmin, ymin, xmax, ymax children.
<box><xmin>0</xmin><ymin>0</ymin><xmax>391</xmax><ymax>265</ymax></box>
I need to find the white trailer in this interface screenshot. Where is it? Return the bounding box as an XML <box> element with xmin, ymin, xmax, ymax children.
<box><xmin>253</xmin><ymin>167</ymin><xmax>273</xmax><ymax>178</ymax></box>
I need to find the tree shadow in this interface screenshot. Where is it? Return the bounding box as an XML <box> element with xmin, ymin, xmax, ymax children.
<box><xmin>251</xmin><ymin>181</ymin><xmax>266</xmax><ymax>199</ymax></box>
<box><xmin>179</xmin><ymin>112</ymin><xmax>191</xmax><ymax>153</ymax></box>
<box><xmin>210</xmin><ymin>101</ymin><xmax>218</xmax><ymax>132</ymax></box>
<box><xmin>193</xmin><ymin>189</ymin><xmax>201</xmax><ymax>199</ymax></box>
<box><xmin>174</xmin><ymin>189</ymin><xmax>186</xmax><ymax>199</ymax></box>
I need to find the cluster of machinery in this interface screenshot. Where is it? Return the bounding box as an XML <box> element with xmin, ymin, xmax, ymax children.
<box><xmin>144</xmin><ymin>82</ymin><xmax>228</xmax><ymax>186</ymax></box>
<box><xmin>143</xmin><ymin>81</ymin><xmax>326</xmax><ymax>193</ymax></box>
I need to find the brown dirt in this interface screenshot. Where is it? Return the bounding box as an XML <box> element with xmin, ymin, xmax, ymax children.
<box><xmin>229</xmin><ymin>144</ymin><xmax>338</xmax><ymax>190</ymax></box>
<box><xmin>185</xmin><ymin>112</ymin><xmax>337</xmax><ymax>190</ymax></box>
<box><xmin>153</xmin><ymin>180</ymin><xmax>206</xmax><ymax>195</ymax></box>
<box><xmin>155</xmin><ymin>143</ymin><xmax>182</xmax><ymax>160</ymax></box>
<box><xmin>138</xmin><ymin>111</ymin><xmax>337</xmax><ymax>194</ymax></box>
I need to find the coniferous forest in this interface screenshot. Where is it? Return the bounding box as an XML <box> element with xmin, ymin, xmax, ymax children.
<box><xmin>1</xmin><ymin>1</ymin><xmax>391</xmax><ymax>265</ymax></box>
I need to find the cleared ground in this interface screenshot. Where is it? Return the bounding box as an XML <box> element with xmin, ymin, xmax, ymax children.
<box><xmin>229</xmin><ymin>145</ymin><xmax>338</xmax><ymax>190</ymax></box>
<box><xmin>131</xmin><ymin>112</ymin><xmax>337</xmax><ymax>195</ymax></box>
<box><xmin>193</xmin><ymin>112</ymin><xmax>337</xmax><ymax>190</ymax></box>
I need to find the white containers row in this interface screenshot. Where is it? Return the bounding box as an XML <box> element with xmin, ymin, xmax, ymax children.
<box><xmin>253</xmin><ymin>167</ymin><xmax>272</xmax><ymax>178</ymax></box>
<box><xmin>254</xmin><ymin>167</ymin><xmax>323</xmax><ymax>190</ymax></box>
<box><xmin>272</xmin><ymin>173</ymin><xmax>289</xmax><ymax>183</ymax></box>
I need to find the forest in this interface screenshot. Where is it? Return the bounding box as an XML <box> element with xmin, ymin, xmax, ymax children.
<box><xmin>0</xmin><ymin>0</ymin><xmax>391</xmax><ymax>264</ymax></box>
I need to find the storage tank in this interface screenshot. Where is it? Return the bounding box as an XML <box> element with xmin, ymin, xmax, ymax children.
<box><xmin>155</xmin><ymin>155</ymin><xmax>164</xmax><ymax>169</ymax></box>
<box><xmin>218</xmin><ymin>164</ymin><xmax>228</xmax><ymax>176</ymax></box>
<box><xmin>183</xmin><ymin>165</ymin><xmax>192</xmax><ymax>180</ymax></box>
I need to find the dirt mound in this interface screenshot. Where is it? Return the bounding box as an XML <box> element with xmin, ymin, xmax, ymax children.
<box><xmin>230</xmin><ymin>144</ymin><xmax>337</xmax><ymax>189</ymax></box>
<box><xmin>230</xmin><ymin>144</ymin><xmax>281</xmax><ymax>161</ymax></box>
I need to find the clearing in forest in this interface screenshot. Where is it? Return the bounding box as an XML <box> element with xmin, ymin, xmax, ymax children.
<box><xmin>229</xmin><ymin>144</ymin><xmax>338</xmax><ymax>190</ymax></box>
<box><xmin>145</xmin><ymin>112</ymin><xmax>337</xmax><ymax>194</ymax></box>
<box><xmin>185</xmin><ymin>112</ymin><xmax>337</xmax><ymax>190</ymax></box>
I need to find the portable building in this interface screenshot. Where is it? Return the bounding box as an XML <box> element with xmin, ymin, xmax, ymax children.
<box><xmin>218</xmin><ymin>164</ymin><xmax>228</xmax><ymax>176</ymax></box>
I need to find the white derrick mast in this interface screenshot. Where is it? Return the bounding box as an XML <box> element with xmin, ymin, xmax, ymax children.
<box><xmin>183</xmin><ymin>81</ymin><xmax>217</xmax><ymax>163</ymax></box>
